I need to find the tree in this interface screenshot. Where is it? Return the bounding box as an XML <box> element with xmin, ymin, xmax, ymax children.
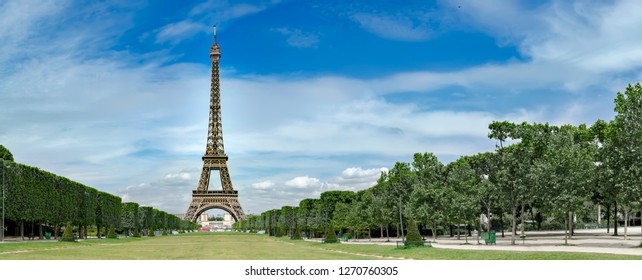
<box><xmin>406</xmin><ymin>153</ymin><xmax>446</xmax><ymax>241</ymax></box>
<box><xmin>387</xmin><ymin>161</ymin><xmax>415</xmax><ymax>239</ymax></box>
<box><xmin>60</xmin><ymin>222</ymin><xmax>75</xmax><ymax>242</ymax></box>
<box><xmin>280</xmin><ymin>206</ymin><xmax>298</xmax><ymax>238</ymax></box>
<box><xmin>604</xmin><ymin>83</ymin><xmax>642</xmax><ymax>239</ymax></box>
<box><xmin>121</xmin><ymin>202</ymin><xmax>139</xmax><ymax>236</ymax></box>
<box><xmin>534</xmin><ymin>125</ymin><xmax>596</xmax><ymax>244</ymax></box>
<box><xmin>370</xmin><ymin>172</ymin><xmax>398</xmax><ymax>241</ymax></box>
<box><xmin>324</xmin><ymin>223</ymin><xmax>338</xmax><ymax>243</ymax></box>
<box><xmin>0</xmin><ymin>145</ymin><xmax>13</xmax><ymax>161</ymax></box>
<box><xmin>404</xmin><ymin>219</ymin><xmax>423</xmax><ymax>247</ymax></box>
<box><xmin>467</xmin><ymin>152</ymin><xmax>498</xmax><ymax>235</ymax></box>
<box><xmin>107</xmin><ymin>226</ymin><xmax>117</xmax><ymax>239</ymax></box>
<box><xmin>489</xmin><ymin>143</ymin><xmax>532</xmax><ymax>245</ymax></box>
<box><xmin>444</xmin><ymin>156</ymin><xmax>481</xmax><ymax>244</ymax></box>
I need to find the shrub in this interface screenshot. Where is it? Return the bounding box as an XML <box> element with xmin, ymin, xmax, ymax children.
<box><xmin>107</xmin><ymin>226</ymin><xmax>118</xmax><ymax>239</ymax></box>
<box><xmin>162</xmin><ymin>229</ymin><xmax>167</xmax><ymax>236</ymax></box>
<box><xmin>60</xmin><ymin>222</ymin><xmax>76</xmax><ymax>242</ymax></box>
<box><xmin>149</xmin><ymin>227</ymin><xmax>155</xmax><ymax>237</ymax></box>
<box><xmin>404</xmin><ymin>220</ymin><xmax>424</xmax><ymax>247</ymax></box>
<box><xmin>133</xmin><ymin>228</ymin><xmax>140</xmax><ymax>237</ymax></box>
<box><xmin>324</xmin><ymin>224</ymin><xmax>338</xmax><ymax>243</ymax></box>
<box><xmin>291</xmin><ymin>227</ymin><xmax>302</xmax><ymax>240</ymax></box>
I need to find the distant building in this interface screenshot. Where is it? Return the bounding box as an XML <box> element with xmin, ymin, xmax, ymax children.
<box><xmin>197</xmin><ymin>213</ymin><xmax>233</xmax><ymax>231</ymax></box>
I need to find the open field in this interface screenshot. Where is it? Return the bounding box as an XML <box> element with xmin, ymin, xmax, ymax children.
<box><xmin>1</xmin><ymin>232</ymin><xmax>642</xmax><ymax>260</ymax></box>
<box><xmin>0</xmin><ymin>233</ymin><xmax>380</xmax><ymax>260</ymax></box>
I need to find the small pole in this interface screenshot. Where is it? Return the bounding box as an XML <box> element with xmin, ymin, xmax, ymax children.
<box><xmin>2</xmin><ymin>163</ymin><xmax>5</xmax><ymax>242</ymax></box>
<box><xmin>398</xmin><ymin>195</ymin><xmax>404</xmax><ymax>242</ymax></box>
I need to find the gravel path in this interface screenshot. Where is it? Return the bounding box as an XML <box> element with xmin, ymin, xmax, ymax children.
<box><xmin>328</xmin><ymin>227</ymin><xmax>642</xmax><ymax>256</ymax></box>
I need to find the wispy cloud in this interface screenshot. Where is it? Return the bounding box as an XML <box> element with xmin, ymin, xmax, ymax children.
<box><xmin>350</xmin><ymin>12</ymin><xmax>432</xmax><ymax>41</ymax></box>
<box><xmin>273</xmin><ymin>27</ymin><xmax>320</xmax><ymax>48</ymax></box>
<box><xmin>447</xmin><ymin>0</ymin><xmax>642</xmax><ymax>72</ymax></box>
<box><xmin>154</xmin><ymin>0</ymin><xmax>280</xmax><ymax>45</ymax></box>
<box><xmin>155</xmin><ymin>20</ymin><xmax>209</xmax><ymax>44</ymax></box>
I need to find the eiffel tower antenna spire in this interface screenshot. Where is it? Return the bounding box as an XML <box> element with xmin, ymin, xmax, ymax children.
<box><xmin>213</xmin><ymin>24</ymin><xmax>217</xmax><ymax>44</ymax></box>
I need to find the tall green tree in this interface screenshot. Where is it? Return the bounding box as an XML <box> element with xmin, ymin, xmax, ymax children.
<box><xmin>444</xmin><ymin>156</ymin><xmax>481</xmax><ymax>244</ymax></box>
<box><xmin>0</xmin><ymin>145</ymin><xmax>13</xmax><ymax>161</ymax></box>
<box><xmin>534</xmin><ymin>125</ymin><xmax>596</xmax><ymax>244</ymax></box>
<box><xmin>604</xmin><ymin>83</ymin><xmax>642</xmax><ymax>238</ymax></box>
<box><xmin>406</xmin><ymin>153</ymin><xmax>446</xmax><ymax>241</ymax></box>
<box><xmin>121</xmin><ymin>202</ymin><xmax>139</xmax><ymax>236</ymax></box>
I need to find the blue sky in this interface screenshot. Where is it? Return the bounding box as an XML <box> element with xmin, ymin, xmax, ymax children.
<box><xmin>1</xmin><ymin>0</ymin><xmax>639</xmax><ymax>215</ymax></box>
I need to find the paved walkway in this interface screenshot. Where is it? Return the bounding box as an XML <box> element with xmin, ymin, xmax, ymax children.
<box><xmin>314</xmin><ymin>227</ymin><xmax>642</xmax><ymax>256</ymax></box>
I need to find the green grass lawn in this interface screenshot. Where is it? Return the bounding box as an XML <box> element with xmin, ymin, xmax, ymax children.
<box><xmin>1</xmin><ymin>232</ymin><xmax>640</xmax><ymax>260</ymax></box>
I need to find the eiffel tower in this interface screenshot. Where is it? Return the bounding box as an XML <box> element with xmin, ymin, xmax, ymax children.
<box><xmin>184</xmin><ymin>26</ymin><xmax>246</xmax><ymax>222</ymax></box>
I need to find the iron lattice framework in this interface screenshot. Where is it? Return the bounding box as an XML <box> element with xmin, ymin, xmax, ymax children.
<box><xmin>184</xmin><ymin>27</ymin><xmax>246</xmax><ymax>222</ymax></box>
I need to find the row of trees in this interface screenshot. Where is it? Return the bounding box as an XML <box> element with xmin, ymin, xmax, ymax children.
<box><xmin>234</xmin><ymin>83</ymin><xmax>642</xmax><ymax>245</ymax></box>
<box><xmin>0</xmin><ymin>151</ymin><xmax>197</xmax><ymax>240</ymax></box>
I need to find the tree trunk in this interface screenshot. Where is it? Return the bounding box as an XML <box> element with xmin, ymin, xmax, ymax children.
<box><xmin>432</xmin><ymin>222</ymin><xmax>437</xmax><ymax>241</ymax></box>
<box><xmin>622</xmin><ymin>206</ymin><xmax>629</xmax><ymax>240</ymax></box>
<box><xmin>39</xmin><ymin>223</ymin><xmax>43</xmax><ymax>239</ymax></box>
<box><xmin>597</xmin><ymin>203</ymin><xmax>601</xmax><ymax>227</ymax></box>
<box><xmin>500</xmin><ymin>209</ymin><xmax>505</xmax><ymax>237</ymax></box>
<box><xmin>487</xmin><ymin>200</ymin><xmax>493</xmax><ymax>231</ymax></box>
<box><xmin>614</xmin><ymin>201</ymin><xmax>618</xmax><ymax>236</ymax></box>
<box><xmin>54</xmin><ymin>224</ymin><xmax>59</xmax><ymax>240</ymax></box>
<box><xmin>511</xmin><ymin>204</ymin><xmax>517</xmax><ymax>245</ymax></box>
<box><xmin>97</xmin><ymin>225</ymin><xmax>101</xmax><ymax>238</ymax></box>
<box><xmin>396</xmin><ymin>223</ymin><xmax>399</xmax><ymax>238</ymax></box>
<box><xmin>20</xmin><ymin>221</ymin><xmax>24</xmax><ymax>240</ymax></box>
<box><xmin>520</xmin><ymin>204</ymin><xmax>526</xmax><ymax>237</ymax></box>
<box><xmin>606</xmin><ymin>204</ymin><xmax>611</xmax><ymax>233</ymax></box>
<box><xmin>564</xmin><ymin>212</ymin><xmax>569</xmax><ymax>245</ymax></box>
<box><xmin>464</xmin><ymin>229</ymin><xmax>468</xmax><ymax>244</ymax></box>
<box><xmin>386</xmin><ymin>225</ymin><xmax>390</xmax><ymax>241</ymax></box>
<box><xmin>570</xmin><ymin>212</ymin><xmax>575</xmax><ymax>236</ymax></box>
<box><xmin>477</xmin><ymin>218</ymin><xmax>481</xmax><ymax>245</ymax></box>
<box><xmin>456</xmin><ymin>224</ymin><xmax>460</xmax><ymax>240</ymax></box>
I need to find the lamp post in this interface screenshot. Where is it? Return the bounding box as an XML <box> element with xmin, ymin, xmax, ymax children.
<box><xmin>398</xmin><ymin>195</ymin><xmax>405</xmax><ymax>242</ymax></box>
<box><xmin>2</xmin><ymin>162</ymin><xmax>6</xmax><ymax>242</ymax></box>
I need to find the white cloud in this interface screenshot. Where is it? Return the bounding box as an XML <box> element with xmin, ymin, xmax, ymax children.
<box><xmin>155</xmin><ymin>20</ymin><xmax>208</xmax><ymax>44</ymax></box>
<box><xmin>154</xmin><ymin>0</ymin><xmax>279</xmax><ymax>45</ymax></box>
<box><xmin>285</xmin><ymin>176</ymin><xmax>320</xmax><ymax>188</ymax></box>
<box><xmin>446</xmin><ymin>0</ymin><xmax>642</xmax><ymax>73</ymax></box>
<box><xmin>351</xmin><ymin>12</ymin><xmax>431</xmax><ymax>41</ymax></box>
<box><xmin>121</xmin><ymin>170</ymin><xmax>198</xmax><ymax>214</ymax></box>
<box><xmin>252</xmin><ymin>180</ymin><xmax>275</xmax><ymax>189</ymax></box>
<box><xmin>330</xmin><ymin>167</ymin><xmax>389</xmax><ymax>190</ymax></box>
<box><xmin>273</xmin><ymin>28</ymin><xmax>320</xmax><ymax>48</ymax></box>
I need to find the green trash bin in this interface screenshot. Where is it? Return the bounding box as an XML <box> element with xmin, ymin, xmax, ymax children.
<box><xmin>343</xmin><ymin>234</ymin><xmax>349</xmax><ymax>242</ymax></box>
<box><xmin>44</xmin><ymin>231</ymin><xmax>51</xmax><ymax>240</ymax></box>
<box><xmin>481</xmin><ymin>231</ymin><xmax>496</xmax><ymax>245</ymax></box>
<box><xmin>488</xmin><ymin>231</ymin><xmax>496</xmax><ymax>245</ymax></box>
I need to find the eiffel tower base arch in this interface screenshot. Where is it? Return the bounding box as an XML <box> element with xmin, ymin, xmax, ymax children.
<box><xmin>184</xmin><ymin>191</ymin><xmax>245</xmax><ymax>222</ymax></box>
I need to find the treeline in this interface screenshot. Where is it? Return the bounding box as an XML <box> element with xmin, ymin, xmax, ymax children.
<box><xmin>0</xmin><ymin>154</ymin><xmax>197</xmax><ymax>239</ymax></box>
<box><xmin>234</xmin><ymin>83</ymin><xmax>642</xmax><ymax>245</ymax></box>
